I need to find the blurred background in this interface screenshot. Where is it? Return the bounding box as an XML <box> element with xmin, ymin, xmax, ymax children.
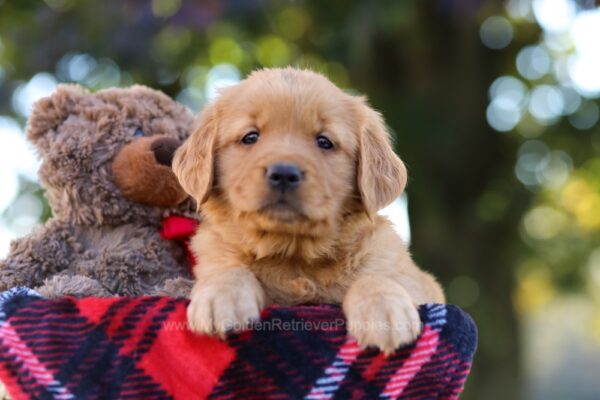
<box><xmin>0</xmin><ymin>0</ymin><xmax>599</xmax><ymax>398</ymax></box>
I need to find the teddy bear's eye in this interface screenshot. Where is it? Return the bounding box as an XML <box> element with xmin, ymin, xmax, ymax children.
<box><xmin>134</xmin><ymin>128</ymin><xmax>144</xmax><ymax>137</ymax></box>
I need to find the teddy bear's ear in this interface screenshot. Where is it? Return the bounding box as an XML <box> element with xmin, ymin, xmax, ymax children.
<box><xmin>26</xmin><ymin>84</ymin><xmax>89</xmax><ymax>146</ymax></box>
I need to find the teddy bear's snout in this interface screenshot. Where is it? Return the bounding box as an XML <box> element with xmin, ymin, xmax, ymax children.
<box><xmin>112</xmin><ymin>135</ymin><xmax>189</xmax><ymax>207</ymax></box>
<box><xmin>150</xmin><ymin>137</ymin><xmax>182</xmax><ymax>167</ymax></box>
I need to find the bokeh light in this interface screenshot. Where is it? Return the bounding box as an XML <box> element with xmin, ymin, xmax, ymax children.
<box><xmin>43</xmin><ymin>0</ymin><xmax>75</xmax><ymax>12</ymax></box>
<box><xmin>0</xmin><ymin>116</ymin><xmax>39</xmax><ymax>256</ymax></box>
<box><xmin>567</xmin><ymin>9</ymin><xmax>600</xmax><ymax>97</ymax></box>
<box><xmin>568</xmin><ymin>54</ymin><xmax>600</xmax><ymax>98</ymax></box>
<box><xmin>256</xmin><ymin>35</ymin><xmax>292</xmax><ymax>67</ymax></box>
<box><xmin>528</xmin><ymin>85</ymin><xmax>564</xmax><ymax>124</ymax></box>
<box><xmin>275</xmin><ymin>7</ymin><xmax>311</xmax><ymax>40</ymax></box>
<box><xmin>379</xmin><ymin>195</ymin><xmax>411</xmax><ymax>245</ymax></box>
<box><xmin>487</xmin><ymin>1</ymin><xmax>600</xmax><ymax>136</ymax></box>
<box><xmin>151</xmin><ymin>0</ymin><xmax>181</xmax><ymax>18</ymax></box>
<box><xmin>152</xmin><ymin>26</ymin><xmax>191</xmax><ymax>63</ymax></box>
<box><xmin>564</xmin><ymin>180</ymin><xmax>600</xmax><ymax>232</ymax></box>
<box><xmin>532</xmin><ymin>0</ymin><xmax>576</xmax><ymax>32</ymax></box>
<box><xmin>514</xmin><ymin>140</ymin><xmax>574</xmax><ymax>189</ymax></box>
<box><xmin>489</xmin><ymin>75</ymin><xmax>528</xmax><ymax>105</ymax></box>
<box><xmin>514</xmin><ymin>263</ymin><xmax>555</xmax><ymax>314</ymax></box>
<box><xmin>209</xmin><ymin>37</ymin><xmax>245</xmax><ymax>66</ymax></box>
<box><xmin>516</xmin><ymin>46</ymin><xmax>551</xmax><ymax>81</ymax></box>
<box><xmin>56</xmin><ymin>53</ymin><xmax>97</xmax><ymax>82</ymax></box>
<box><xmin>487</xmin><ymin>98</ymin><xmax>522</xmax><ymax>132</ymax></box>
<box><xmin>568</xmin><ymin>100</ymin><xmax>600</xmax><ymax>130</ymax></box>
<box><xmin>523</xmin><ymin>206</ymin><xmax>568</xmax><ymax>240</ymax></box>
<box><xmin>7</xmin><ymin>192</ymin><xmax>44</xmax><ymax>236</ymax></box>
<box><xmin>480</xmin><ymin>16</ymin><xmax>513</xmax><ymax>50</ymax></box>
<box><xmin>205</xmin><ymin>63</ymin><xmax>240</xmax><ymax>101</ymax></box>
<box><xmin>506</xmin><ymin>0</ymin><xmax>535</xmax><ymax>20</ymax></box>
<box><xmin>586</xmin><ymin>248</ymin><xmax>600</xmax><ymax>298</ymax></box>
<box><xmin>0</xmin><ymin>117</ymin><xmax>39</xmax><ymax>183</ymax></box>
<box><xmin>11</xmin><ymin>73</ymin><xmax>57</xmax><ymax>117</ymax></box>
<box><xmin>558</xmin><ymin>85</ymin><xmax>581</xmax><ymax>114</ymax></box>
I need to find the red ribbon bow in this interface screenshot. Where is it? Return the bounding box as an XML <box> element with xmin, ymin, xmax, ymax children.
<box><xmin>160</xmin><ymin>215</ymin><xmax>199</xmax><ymax>271</ymax></box>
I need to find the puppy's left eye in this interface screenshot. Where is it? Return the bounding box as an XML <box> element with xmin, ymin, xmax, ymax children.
<box><xmin>316</xmin><ymin>135</ymin><xmax>334</xmax><ymax>150</ymax></box>
<box><xmin>241</xmin><ymin>130</ymin><xmax>260</xmax><ymax>145</ymax></box>
<box><xmin>134</xmin><ymin>128</ymin><xmax>145</xmax><ymax>137</ymax></box>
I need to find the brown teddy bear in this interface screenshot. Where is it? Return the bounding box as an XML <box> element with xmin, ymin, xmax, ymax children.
<box><xmin>0</xmin><ymin>84</ymin><xmax>198</xmax><ymax>298</ymax></box>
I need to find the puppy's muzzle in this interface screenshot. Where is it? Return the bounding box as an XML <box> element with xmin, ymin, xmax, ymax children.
<box><xmin>266</xmin><ymin>163</ymin><xmax>304</xmax><ymax>192</ymax></box>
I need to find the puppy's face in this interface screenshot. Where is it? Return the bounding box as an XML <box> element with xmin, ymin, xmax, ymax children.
<box><xmin>216</xmin><ymin>74</ymin><xmax>360</xmax><ymax>227</ymax></box>
<box><xmin>174</xmin><ymin>68</ymin><xmax>407</xmax><ymax>234</ymax></box>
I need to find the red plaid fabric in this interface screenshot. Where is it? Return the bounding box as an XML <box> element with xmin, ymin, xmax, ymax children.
<box><xmin>0</xmin><ymin>288</ymin><xmax>476</xmax><ymax>399</ymax></box>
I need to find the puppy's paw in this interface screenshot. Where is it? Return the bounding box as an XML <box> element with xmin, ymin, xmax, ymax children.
<box><xmin>187</xmin><ymin>268</ymin><xmax>265</xmax><ymax>338</ymax></box>
<box><xmin>344</xmin><ymin>280</ymin><xmax>421</xmax><ymax>355</ymax></box>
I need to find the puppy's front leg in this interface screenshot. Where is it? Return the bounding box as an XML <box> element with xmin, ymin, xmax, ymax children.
<box><xmin>187</xmin><ymin>266</ymin><xmax>266</xmax><ymax>338</ymax></box>
<box><xmin>343</xmin><ymin>276</ymin><xmax>422</xmax><ymax>355</ymax></box>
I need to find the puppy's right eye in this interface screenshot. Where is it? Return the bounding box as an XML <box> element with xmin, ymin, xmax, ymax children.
<box><xmin>241</xmin><ymin>131</ymin><xmax>260</xmax><ymax>145</ymax></box>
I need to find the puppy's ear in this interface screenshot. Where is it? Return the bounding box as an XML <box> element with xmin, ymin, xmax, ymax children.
<box><xmin>357</xmin><ymin>103</ymin><xmax>407</xmax><ymax>217</ymax></box>
<box><xmin>172</xmin><ymin>104</ymin><xmax>218</xmax><ymax>206</ymax></box>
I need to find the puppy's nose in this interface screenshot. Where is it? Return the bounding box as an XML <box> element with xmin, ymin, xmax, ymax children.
<box><xmin>151</xmin><ymin>137</ymin><xmax>182</xmax><ymax>167</ymax></box>
<box><xmin>266</xmin><ymin>163</ymin><xmax>303</xmax><ymax>191</ymax></box>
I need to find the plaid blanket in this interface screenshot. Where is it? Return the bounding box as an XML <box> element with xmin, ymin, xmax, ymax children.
<box><xmin>0</xmin><ymin>287</ymin><xmax>476</xmax><ymax>399</ymax></box>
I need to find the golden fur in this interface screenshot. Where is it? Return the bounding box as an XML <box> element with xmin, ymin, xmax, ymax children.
<box><xmin>173</xmin><ymin>67</ymin><xmax>445</xmax><ymax>354</ymax></box>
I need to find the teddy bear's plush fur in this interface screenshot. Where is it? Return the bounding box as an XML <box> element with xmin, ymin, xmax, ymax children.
<box><xmin>0</xmin><ymin>84</ymin><xmax>197</xmax><ymax>298</ymax></box>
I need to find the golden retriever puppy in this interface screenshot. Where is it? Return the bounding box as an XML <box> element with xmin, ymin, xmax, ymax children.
<box><xmin>173</xmin><ymin>67</ymin><xmax>445</xmax><ymax>354</ymax></box>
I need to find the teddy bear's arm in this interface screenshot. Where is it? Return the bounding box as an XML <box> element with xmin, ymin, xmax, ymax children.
<box><xmin>0</xmin><ymin>221</ymin><xmax>81</xmax><ymax>292</ymax></box>
<box><xmin>154</xmin><ymin>277</ymin><xmax>194</xmax><ymax>298</ymax></box>
<box><xmin>64</xmin><ymin>227</ymin><xmax>192</xmax><ymax>297</ymax></box>
<box><xmin>35</xmin><ymin>274</ymin><xmax>112</xmax><ymax>298</ymax></box>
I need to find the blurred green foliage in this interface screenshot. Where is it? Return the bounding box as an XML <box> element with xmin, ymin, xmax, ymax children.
<box><xmin>1</xmin><ymin>1</ymin><xmax>599</xmax><ymax>399</ymax></box>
